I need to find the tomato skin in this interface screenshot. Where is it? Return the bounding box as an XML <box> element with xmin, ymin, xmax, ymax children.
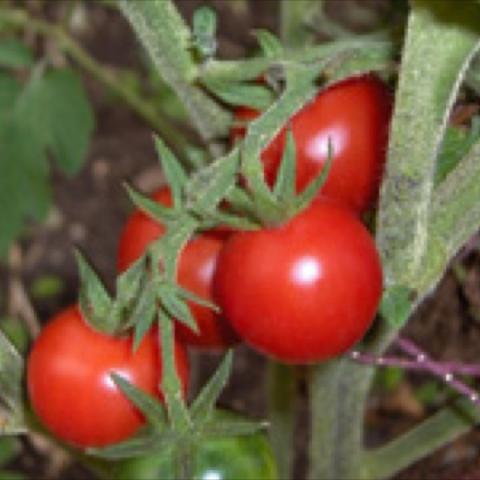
<box><xmin>117</xmin><ymin>187</ymin><xmax>238</xmax><ymax>349</ymax></box>
<box><xmin>214</xmin><ymin>198</ymin><xmax>383</xmax><ymax>364</ymax></box>
<box><xmin>231</xmin><ymin>75</ymin><xmax>392</xmax><ymax>213</ymax></box>
<box><xmin>27</xmin><ymin>306</ymin><xmax>189</xmax><ymax>448</ymax></box>
<box><xmin>115</xmin><ymin>411</ymin><xmax>278</xmax><ymax>480</ymax></box>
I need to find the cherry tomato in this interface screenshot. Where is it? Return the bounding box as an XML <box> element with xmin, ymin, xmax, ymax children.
<box><xmin>115</xmin><ymin>411</ymin><xmax>278</xmax><ymax>480</ymax></box>
<box><xmin>213</xmin><ymin>198</ymin><xmax>383</xmax><ymax>363</ymax></box>
<box><xmin>117</xmin><ymin>187</ymin><xmax>238</xmax><ymax>349</ymax></box>
<box><xmin>231</xmin><ymin>75</ymin><xmax>392</xmax><ymax>213</ymax></box>
<box><xmin>27</xmin><ymin>306</ymin><xmax>189</xmax><ymax>448</ymax></box>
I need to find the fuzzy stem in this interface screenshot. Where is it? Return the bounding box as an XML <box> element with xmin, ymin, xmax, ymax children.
<box><xmin>266</xmin><ymin>362</ymin><xmax>297</xmax><ymax>479</ymax></box>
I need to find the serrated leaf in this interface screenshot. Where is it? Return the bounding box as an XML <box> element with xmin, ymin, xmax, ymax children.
<box><xmin>154</xmin><ymin>136</ymin><xmax>187</xmax><ymax>208</ymax></box>
<box><xmin>75</xmin><ymin>251</ymin><xmax>115</xmax><ymax>333</ymax></box>
<box><xmin>191</xmin><ymin>352</ymin><xmax>233</xmax><ymax>422</ymax></box>
<box><xmin>202</xmin><ymin>418</ymin><xmax>268</xmax><ymax>439</ymax></box>
<box><xmin>159</xmin><ymin>286</ymin><xmax>197</xmax><ymax>332</ymax></box>
<box><xmin>131</xmin><ymin>283</ymin><xmax>157</xmax><ymax>351</ymax></box>
<box><xmin>0</xmin><ymin>38</ymin><xmax>33</xmax><ymax>69</ymax></box>
<box><xmin>273</xmin><ymin>129</ymin><xmax>296</xmax><ymax>202</ymax></box>
<box><xmin>380</xmin><ymin>285</ymin><xmax>412</xmax><ymax>327</ymax></box>
<box><xmin>203</xmin><ymin>80</ymin><xmax>274</xmax><ymax>110</ymax></box>
<box><xmin>17</xmin><ymin>68</ymin><xmax>94</xmax><ymax>175</ymax></box>
<box><xmin>125</xmin><ymin>184</ymin><xmax>177</xmax><ymax>224</ymax></box>
<box><xmin>293</xmin><ymin>138</ymin><xmax>333</xmax><ymax>211</ymax></box>
<box><xmin>252</xmin><ymin>29</ymin><xmax>284</xmax><ymax>58</ymax></box>
<box><xmin>158</xmin><ymin>311</ymin><xmax>191</xmax><ymax>432</ymax></box>
<box><xmin>111</xmin><ymin>373</ymin><xmax>167</xmax><ymax>429</ymax></box>
<box><xmin>0</xmin><ymin>331</ymin><xmax>25</xmax><ymax>434</ymax></box>
<box><xmin>186</xmin><ymin>148</ymin><xmax>239</xmax><ymax>216</ymax></box>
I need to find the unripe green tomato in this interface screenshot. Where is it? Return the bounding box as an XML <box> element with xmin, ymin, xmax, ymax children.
<box><xmin>115</xmin><ymin>414</ymin><xmax>278</xmax><ymax>480</ymax></box>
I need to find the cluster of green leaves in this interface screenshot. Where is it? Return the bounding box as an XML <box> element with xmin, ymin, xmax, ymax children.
<box><xmin>0</xmin><ymin>37</ymin><xmax>94</xmax><ymax>256</ymax></box>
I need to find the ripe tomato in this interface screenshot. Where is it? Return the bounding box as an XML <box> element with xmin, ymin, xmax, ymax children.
<box><xmin>214</xmin><ymin>198</ymin><xmax>383</xmax><ymax>363</ymax></box>
<box><xmin>117</xmin><ymin>187</ymin><xmax>238</xmax><ymax>349</ymax></box>
<box><xmin>115</xmin><ymin>410</ymin><xmax>278</xmax><ymax>480</ymax></box>
<box><xmin>27</xmin><ymin>306</ymin><xmax>189</xmax><ymax>448</ymax></box>
<box><xmin>231</xmin><ymin>75</ymin><xmax>392</xmax><ymax>213</ymax></box>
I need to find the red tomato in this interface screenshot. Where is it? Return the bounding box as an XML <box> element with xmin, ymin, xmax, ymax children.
<box><xmin>27</xmin><ymin>306</ymin><xmax>189</xmax><ymax>448</ymax></box>
<box><xmin>230</xmin><ymin>75</ymin><xmax>392</xmax><ymax>213</ymax></box>
<box><xmin>213</xmin><ymin>198</ymin><xmax>383</xmax><ymax>363</ymax></box>
<box><xmin>117</xmin><ymin>187</ymin><xmax>238</xmax><ymax>349</ymax></box>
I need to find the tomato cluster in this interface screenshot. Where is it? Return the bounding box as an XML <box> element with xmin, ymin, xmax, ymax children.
<box><xmin>26</xmin><ymin>74</ymin><xmax>389</xmax><ymax>456</ymax></box>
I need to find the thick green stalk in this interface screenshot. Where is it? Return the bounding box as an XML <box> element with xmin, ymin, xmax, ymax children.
<box><xmin>118</xmin><ymin>0</ymin><xmax>230</xmax><ymax>144</ymax></box>
<box><xmin>266</xmin><ymin>362</ymin><xmax>297</xmax><ymax>479</ymax></box>
<box><xmin>364</xmin><ymin>399</ymin><xmax>480</xmax><ymax>479</ymax></box>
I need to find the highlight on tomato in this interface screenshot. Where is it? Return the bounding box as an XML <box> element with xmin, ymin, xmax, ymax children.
<box><xmin>27</xmin><ymin>305</ymin><xmax>189</xmax><ymax>448</ymax></box>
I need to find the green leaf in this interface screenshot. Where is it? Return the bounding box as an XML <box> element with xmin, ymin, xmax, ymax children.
<box><xmin>111</xmin><ymin>373</ymin><xmax>167</xmax><ymax>429</ymax></box>
<box><xmin>17</xmin><ymin>68</ymin><xmax>94</xmax><ymax>175</ymax></box>
<box><xmin>273</xmin><ymin>129</ymin><xmax>296</xmax><ymax>202</ymax></box>
<box><xmin>154</xmin><ymin>135</ymin><xmax>187</xmax><ymax>208</ymax></box>
<box><xmin>0</xmin><ymin>317</ymin><xmax>28</xmax><ymax>355</ymax></box>
<box><xmin>202</xmin><ymin>80</ymin><xmax>274</xmax><ymax>110</ymax></box>
<box><xmin>435</xmin><ymin>121</ymin><xmax>480</xmax><ymax>185</ymax></box>
<box><xmin>192</xmin><ymin>6</ymin><xmax>217</xmax><ymax>58</ymax></box>
<box><xmin>190</xmin><ymin>352</ymin><xmax>233</xmax><ymax>422</ymax></box>
<box><xmin>252</xmin><ymin>29</ymin><xmax>284</xmax><ymax>58</ymax></box>
<box><xmin>75</xmin><ymin>251</ymin><xmax>115</xmax><ymax>334</ymax></box>
<box><xmin>379</xmin><ymin>285</ymin><xmax>412</xmax><ymax>327</ymax></box>
<box><xmin>30</xmin><ymin>275</ymin><xmax>63</xmax><ymax>300</ymax></box>
<box><xmin>0</xmin><ymin>436</ymin><xmax>20</xmax><ymax>466</ymax></box>
<box><xmin>0</xmin><ymin>73</ymin><xmax>20</xmax><ymax>113</ymax></box>
<box><xmin>0</xmin><ymin>38</ymin><xmax>34</xmax><ymax>69</ymax></box>
<box><xmin>131</xmin><ymin>283</ymin><xmax>157</xmax><ymax>351</ymax></box>
<box><xmin>0</xmin><ymin>471</ymin><xmax>25</xmax><ymax>480</ymax></box>
<box><xmin>124</xmin><ymin>184</ymin><xmax>177</xmax><ymax>224</ymax></box>
<box><xmin>0</xmin><ymin>331</ymin><xmax>25</xmax><ymax>434</ymax></box>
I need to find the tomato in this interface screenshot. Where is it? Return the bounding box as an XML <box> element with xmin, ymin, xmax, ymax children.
<box><xmin>115</xmin><ymin>411</ymin><xmax>278</xmax><ymax>480</ymax></box>
<box><xmin>231</xmin><ymin>75</ymin><xmax>392</xmax><ymax>213</ymax></box>
<box><xmin>213</xmin><ymin>198</ymin><xmax>383</xmax><ymax>364</ymax></box>
<box><xmin>117</xmin><ymin>187</ymin><xmax>238</xmax><ymax>349</ymax></box>
<box><xmin>27</xmin><ymin>306</ymin><xmax>189</xmax><ymax>448</ymax></box>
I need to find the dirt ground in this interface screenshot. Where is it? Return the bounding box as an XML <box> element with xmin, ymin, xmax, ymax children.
<box><xmin>3</xmin><ymin>1</ymin><xmax>480</xmax><ymax>479</ymax></box>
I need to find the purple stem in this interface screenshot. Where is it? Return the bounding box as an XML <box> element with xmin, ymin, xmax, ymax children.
<box><xmin>349</xmin><ymin>336</ymin><xmax>480</xmax><ymax>406</ymax></box>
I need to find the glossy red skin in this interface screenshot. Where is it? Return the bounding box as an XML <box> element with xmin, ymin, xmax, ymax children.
<box><xmin>27</xmin><ymin>306</ymin><xmax>189</xmax><ymax>448</ymax></box>
<box><xmin>117</xmin><ymin>187</ymin><xmax>238</xmax><ymax>349</ymax></box>
<box><xmin>214</xmin><ymin>198</ymin><xmax>383</xmax><ymax>364</ymax></box>
<box><xmin>231</xmin><ymin>75</ymin><xmax>392</xmax><ymax>213</ymax></box>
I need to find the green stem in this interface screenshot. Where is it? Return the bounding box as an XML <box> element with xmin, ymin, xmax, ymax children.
<box><xmin>364</xmin><ymin>398</ymin><xmax>480</xmax><ymax>479</ymax></box>
<box><xmin>118</xmin><ymin>0</ymin><xmax>230</xmax><ymax>146</ymax></box>
<box><xmin>0</xmin><ymin>7</ymin><xmax>187</xmax><ymax>154</ymax></box>
<box><xmin>266</xmin><ymin>362</ymin><xmax>297</xmax><ymax>479</ymax></box>
<box><xmin>308</xmin><ymin>359</ymin><xmax>374</xmax><ymax>480</ymax></box>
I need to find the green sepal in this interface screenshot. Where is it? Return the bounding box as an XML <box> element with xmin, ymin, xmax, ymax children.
<box><xmin>176</xmin><ymin>285</ymin><xmax>220</xmax><ymax>313</ymax></box>
<box><xmin>252</xmin><ymin>29</ymin><xmax>284</xmax><ymax>58</ymax></box>
<box><xmin>124</xmin><ymin>184</ymin><xmax>177</xmax><ymax>223</ymax></box>
<box><xmin>159</xmin><ymin>285</ymin><xmax>198</xmax><ymax>333</ymax></box>
<box><xmin>154</xmin><ymin>135</ymin><xmax>187</xmax><ymax>208</ymax></box>
<box><xmin>293</xmin><ymin>139</ymin><xmax>333</xmax><ymax>211</ymax></box>
<box><xmin>273</xmin><ymin>129</ymin><xmax>296</xmax><ymax>203</ymax></box>
<box><xmin>380</xmin><ymin>285</ymin><xmax>413</xmax><ymax>328</ymax></box>
<box><xmin>202</xmin><ymin>418</ymin><xmax>268</xmax><ymax>439</ymax></box>
<box><xmin>131</xmin><ymin>282</ymin><xmax>157</xmax><ymax>351</ymax></box>
<box><xmin>192</xmin><ymin>6</ymin><xmax>217</xmax><ymax>59</ymax></box>
<box><xmin>191</xmin><ymin>352</ymin><xmax>233</xmax><ymax>423</ymax></box>
<box><xmin>203</xmin><ymin>79</ymin><xmax>274</xmax><ymax>110</ymax></box>
<box><xmin>75</xmin><ymin>251</ymin><xmax>116</xmax><ymax>334</ymax></box>
<box><xmin>111</xmin><ymin>374</ymin><xmax>167</xmax><ymax>429</ymax></box>
<box><xmin>158</xmin><ymin>312</ymin><xmax>191</xmax><ymax>432</ymax></box>
<box><xmin>186</xmin><ymin>147</ymin><xmax>240</xmax><ymax>217</ymax></box>
<box><xmin>116</xmin><ymin>256</ymin><xmax>147</xmax><ymax>313</ymax></box>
